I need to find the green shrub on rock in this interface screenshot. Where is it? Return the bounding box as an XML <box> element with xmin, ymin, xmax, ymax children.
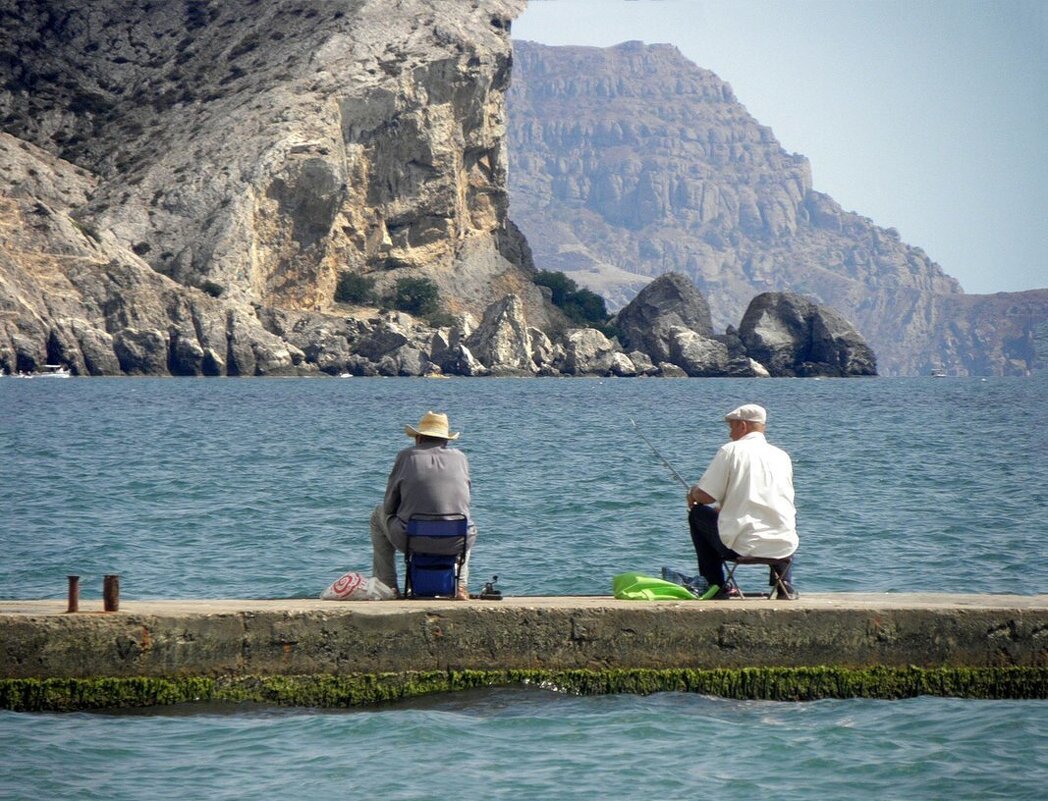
<box><xmin>533</xmin><ymin>270</ymin><xmax>617</xmax><ymax>337</ymax></box>
<box><xmin>389</xmin><ymin>276</ymin><xmax>439</xmax><ymax>316</ymax></box>
<box><xmin>335</xmin><ymin>272</ymin><xmax>376</xmax><ymax>305</ymax></box>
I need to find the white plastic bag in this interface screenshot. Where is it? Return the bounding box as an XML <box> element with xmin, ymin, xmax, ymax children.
<box><xmin>320</xmin><ymin>572</ymin><xmax>396</xmax><ymax>601</ymax></box>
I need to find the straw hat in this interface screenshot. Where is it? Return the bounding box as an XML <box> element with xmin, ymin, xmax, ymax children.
<box><xmin>724</xmin><ymin>403</ymin><xmax>767</xmax><ymax>424</ymax></box>
<box><xmin>405</xmin><ymin>410</ymin><xmax>460</xmax><ymax>440</ymax></box>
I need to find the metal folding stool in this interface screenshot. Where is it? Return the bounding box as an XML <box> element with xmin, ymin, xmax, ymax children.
<box><xmin>723</xmin><ymin>554</ymin><xmax>796</xmax><ymax>600</ymax></box>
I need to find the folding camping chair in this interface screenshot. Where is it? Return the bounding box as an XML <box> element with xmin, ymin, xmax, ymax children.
<box><xmin>723</xmin><ymin>554</ymin><xmax>796</xmax><ymax>600</ymax></box>
<box><xmin>403</xmin><ymin>514</ymin><xmax>469</xmax><ymax>598</ymax></box>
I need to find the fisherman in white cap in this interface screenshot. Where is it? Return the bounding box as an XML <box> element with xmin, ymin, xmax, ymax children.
<box><xmin>685</xmin><ymin>403</ymin><xmax>798</xmax><ymax>598</ymax></box>
<box><xmin>370</xmin><ymin>411</ymin><xmax>476</xmax><ymax>599</ymax></box>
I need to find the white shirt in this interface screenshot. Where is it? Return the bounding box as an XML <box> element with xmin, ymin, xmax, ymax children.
<box><xmin>695</xmin><ymin>431</ymin><xmax>797</xmax><ymax>559</ymax></box>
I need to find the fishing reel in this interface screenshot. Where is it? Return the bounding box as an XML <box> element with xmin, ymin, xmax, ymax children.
<box><xmin>478</xmin><ymin>575</ymin><xmax>502</xmax><ymax>600</ymax></box>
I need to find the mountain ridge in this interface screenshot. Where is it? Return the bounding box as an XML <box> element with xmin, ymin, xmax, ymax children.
<box><xmin>507</xmin><ymin>40</ymin><xmax>1046</xmax><ymax>376</ymax></box>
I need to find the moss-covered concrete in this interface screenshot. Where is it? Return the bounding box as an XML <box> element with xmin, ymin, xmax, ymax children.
<box><xmin>2</xmin><ymin>594</ymin><xmax>1046</xmax><ymax>709</ymax></box>
<box><xmin>2</xmin><ymin>667</ymin><xmax>1045</xmax><ymax>711</ymax></box>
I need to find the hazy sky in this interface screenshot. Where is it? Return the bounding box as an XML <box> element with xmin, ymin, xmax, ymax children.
<box><xmin>513</xmin><ymin>0</ymin><xmax>1047</xmax><ymax>295</ymax></box>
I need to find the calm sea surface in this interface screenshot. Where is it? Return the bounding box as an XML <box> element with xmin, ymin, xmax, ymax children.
<box><xmin>2</xmin><ymin>375</ymin><xmax>1046</xmax><ymax>799</ymax></box>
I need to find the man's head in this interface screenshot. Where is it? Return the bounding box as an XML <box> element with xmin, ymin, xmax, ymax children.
<box><xmin>405</xmin><ymin>410</ymin><xmax>460</xmax><ymax>443</ymax></box>
<box><xmin>724</xmin><ymin>403</ymin><xmax>767</xmax><ymax>440</ymax></box>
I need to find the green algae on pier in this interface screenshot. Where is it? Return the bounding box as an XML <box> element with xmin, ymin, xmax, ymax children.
<box><xmin>3</xmin><ymin>666</ymin><xmax>1046</xmax><ymax>712</ymax></box>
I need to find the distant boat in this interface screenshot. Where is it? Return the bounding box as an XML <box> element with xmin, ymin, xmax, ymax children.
<box><xmin>39</xmin><ymin>364</ymin><xmax>72</xmax><ymax>378</ymax></box>
<box><xmin>930</xmin><ymin>367</ymin><xmax>947</xmax><ymax>378</ymax></box>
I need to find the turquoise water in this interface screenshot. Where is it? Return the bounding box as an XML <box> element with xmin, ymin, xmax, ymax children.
<box><xmin>2</xmin><ymin>375</ymin><xmax>1046</xmax><ymax>598</ymax></box>
<box><xmin>2</xmin><ymin>375</ymin><xmax>1047</xmax><ymax>799</ymax></box>
<box><xmin>1</xmin><ymin>691</ymin><xmax>1045</xmax><ymax>800</ymax></box>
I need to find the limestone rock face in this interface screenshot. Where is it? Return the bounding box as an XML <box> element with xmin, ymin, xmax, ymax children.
<box><xmin>668</xmin><ymin>327</ymin><xmax>731</xmax><ymax>377</ymax></box>
<box><xmin>439</xmin><ymin>343</ymin><xmax>490</xmax><ymax>377</ymax></box>
<box><xmin>911</xmin><ymin>290</ymin><xmax>1048</xmax><ymax>377</ymax></box>
<box><xmin>507</xmin><ymin>40</ymin><xmax>1048</xmax><ymax>375</ymax></box>
<box><xmin>745</xmin><ymin>358</ymin><xmax>771</xmax><ymax>378</ymax></box>
<box><xmin>0</xmin><ymin>136</ymin><xmax>299</xmax><ymax>375</ymax></box>
<box><xmin>0</xmin><ymin>0</ymin><xmax>539</xmax><ymax>375</ymax></box>
<box><xmin>465</xmin><ymin>294</ymin><xmax>535</xmax><ymax>372</ymax></box>
<box><xmin>354</xmin><ymin>319</ymin><xmax>412</xmax><ymax>363</ymax></box>
<box><xmin>615</xmin><ymin>272</ymin><xmax>714</xmax><ymax>363</ymax></box>
<box><xmin>113</xmin><ymin>329</ymin><xmax>169</xmax><ymax>376</ymax></box>
<box><xmin>559</xmin><ymin>328</ymin><xmax>619</xmax><ymax>375</ymax></box>
<box><xmin>657</xmin><ymin>362</ymin><xmax>688</xmax><ymax>377</ymax></box>
<box><xmin>8</xmin><ymin>5</ymin><xmax>1038</xmax><ymax>377</ymax></box>
<box><xmin>608</xmin><ymin>352</ymin><xmax>637</xmax><ymax>377</ymax></box>
<box><xmin>739</xmin><ymin>292</ymin><xmax>877</xmax><ymax>377</ymax></box>
<box><xmin>628</xmin><ymin>350</ymin><xmax>658</xmax><ymax>376</ymax></box>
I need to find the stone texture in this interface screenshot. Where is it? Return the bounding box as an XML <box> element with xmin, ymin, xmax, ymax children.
<box><xmin>2</xmin><ymin>595</ymin><xmax>1045</xmax><ymax>682</ymax></box>
<box><xmin>667</xmin><ymin>327</ymin><xmax>731</xmax><ymax>377</ymax></box>
<box><xmin>353</xmin><ymin>318</ymin><xmax>412</xmax><ymax>362</ymax></box>
<box><xmin>527</xmin><ymin>326</ymin><xmax>554</xmax><ymax>370</ymax></box>
<box><xmin>507</xmin><ymin>40</ymin><xmax>1048</xmax><ymax>376</ymax></box>
<box><xmin>559</xmin><ymin>327</ymin><xmax>619</xmax><ymax>375</ymax></box>
<box><xmin>614</xmin><ymin>272</ymin><xmax>714</xmax><ymax>363</ymax></box>
<box><xmin>465</xmin><ymin>294</ymin><xmax>535</xmax><ymax>372</ymax></box>
<box><xmin>739</xmin><ymin>292</ymin><xmax>878</xmax><ymax>377</ymax></box>
<box><xmin>657</xmin><ymin>362</ymin><xmax>688</xmax><ymax>377</ymax></box>
<box><xmin>608</xmin><ymin>352</ymin><xmax>638</xmax><ymax>377</ymax></box>
<box><xmin>744</xmin><ymin>358</ymin><xmax>771</xmax><ymax>378</ymax></box>
<box><xmin>0</xmin><ymin>132</ymin><xmax>301</xmax><ymax>376</ymax></box>
<box><xmin>895</xmin><ymin>289</ymin><xmax>1048</xmax><ymax>377</ymax></box>
<box><xmin>611</xmin><ymin>272</ymin><xmax>868</xmax><ymax>377</ymax></box>
<box><xmin>6</xmin><ymin>4</ymin><xmax>1038</xmax><ymax>377</ymax></box>
<box><xmin>438</xmin><ymin>343</ymin><xmax>489</xmax><ymax>377</ymax></box>
<box><xmin>113</xmin><ymin>328</ymin><xmax>168</xmax><ymax>376</ymax></box>
<box><xmin>0</xmin><ymin>0</ymin><xmax>541</xmax><ymax>376</ymax></box>
<box><xmin>628</xmin><ymin>350</ymin><xmax>658</xmax><ymax>376</ymax></box>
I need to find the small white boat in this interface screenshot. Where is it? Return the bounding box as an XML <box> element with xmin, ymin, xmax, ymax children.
<box><xmin>39</xmin><ymin>364</ymin><xmax>72</xmax><ymax>378</ymax></box>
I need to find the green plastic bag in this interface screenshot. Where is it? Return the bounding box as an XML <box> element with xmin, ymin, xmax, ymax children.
<box><xmin>612</xmin><ymin>572</ymin><xmax>698</xmax><ymax>600</ymax></box>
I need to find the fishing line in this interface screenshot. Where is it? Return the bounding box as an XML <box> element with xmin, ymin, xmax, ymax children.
<box><xmin>629</xmin><ymin>418</ymin><xmax>690</xmax><ymax>490</ymax></box>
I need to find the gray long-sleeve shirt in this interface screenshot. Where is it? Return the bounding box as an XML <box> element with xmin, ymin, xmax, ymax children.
<box><xmin>382</xmin><ymin>441</ymin><xmax>476</xmax><ymax>550</ymax></box>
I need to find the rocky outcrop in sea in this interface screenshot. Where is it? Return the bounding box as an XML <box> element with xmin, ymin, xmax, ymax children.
<box><xmin>216</xmin><ymin>272</ymin><xmax>880</xmax><ymax>379</ymax></box>
<box><xmin>738</xmin><ymin>292</ymin><xmax>877</xmax><ymax>377</ymax></box>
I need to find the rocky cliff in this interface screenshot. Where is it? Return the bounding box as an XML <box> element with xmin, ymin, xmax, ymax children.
<box><xmin>4</xmin><ymin>6</ymin><xmax>1037</xmax><ymax>378</ymax></box>
<box><xmin>507</xmin><ymin>40</ymin><xmax>1048</xmax><ymax>376</ymax></box>
<box><xmin>0</xmin><ymin>0</ymin><xmax>549</xmax><ymax>375</ymax></box>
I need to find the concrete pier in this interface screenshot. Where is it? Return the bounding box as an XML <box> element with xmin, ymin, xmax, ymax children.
<box><xmin>2</xmin><ymin>594</ymin><xmax>1046</xmax><ymax>709</ymax></box>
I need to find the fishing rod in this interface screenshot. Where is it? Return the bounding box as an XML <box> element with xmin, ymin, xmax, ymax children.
<box><xmin>629</xmin><ymin>418</ymin><xmax>690</xmax><ymax>490</ymax></box>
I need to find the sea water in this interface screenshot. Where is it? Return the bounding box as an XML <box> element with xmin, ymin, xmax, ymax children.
<box><xmin>1</xmin><ymin>375</ymin><xmax>1046</xmax><ymax>799</ymax></box>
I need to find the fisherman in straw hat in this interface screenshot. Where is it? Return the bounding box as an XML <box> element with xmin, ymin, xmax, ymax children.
<box><xmin>685</xmin><ymin>403</ymin><xmax>798</xmax><ymax>598</ymax></box>
<box><xmin>370</xmin><ymin>411</ymin><xmax>476</xmax><ymax>599</ymax></box>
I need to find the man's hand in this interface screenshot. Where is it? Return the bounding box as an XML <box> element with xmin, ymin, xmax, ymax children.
<box><xmin>687</xmin><ymin>486</ymin><xmax>716</xmax><ymax>508</ymax></box>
